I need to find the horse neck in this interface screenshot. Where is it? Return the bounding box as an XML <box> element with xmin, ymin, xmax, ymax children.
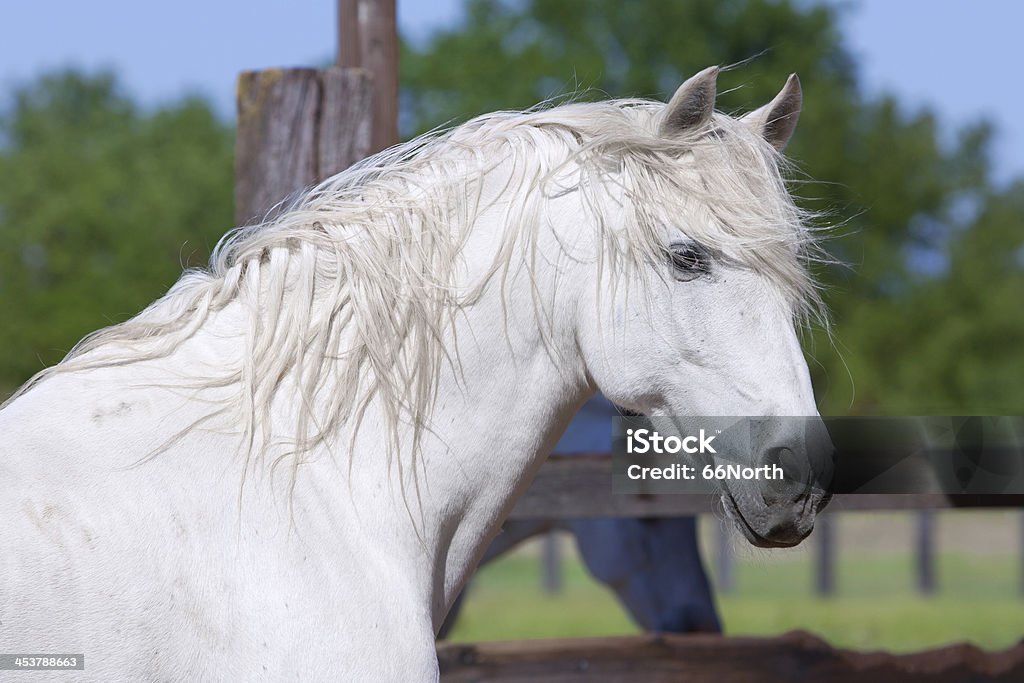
<box><xmin>143</xmin><ymin>189</ymin><xmax>592</xmax><ymax>627</ymax></box>
<box><xmin>420</xmin><ymin>281</ymin><xmax>591</xmax><ymax>627</ymax></box>
<box><xmin>336</xmin><ymin>193</ymin><xmax>597</xmax><ymax>625</ymax></box>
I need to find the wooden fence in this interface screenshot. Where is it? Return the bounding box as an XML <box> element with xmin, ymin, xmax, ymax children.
<box><xmin>507</xmin><ymin>455</ymin><xmax>1024</xmax><ymax>520</ymax></box>
<box><xmin>437</xmin><ymin>631</ymin><xmax>1024</xmax><ymax>683</ymax></box>
<box><xmin>515</xmin><ymin>454</ymin><xmax>1024</xmax><ymax>598</ymax></box>
<box><xmin>439</xmin><ymin>455</ymin><xmax>1024</xmax><ymax>680</ymax></box>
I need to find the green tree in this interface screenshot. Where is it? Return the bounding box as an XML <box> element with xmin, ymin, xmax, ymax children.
<box><xmin>401</xmin><ymin>0</ymin><xmax>1019</xmax><ymax>414</ymax></box>
<box><xmin>3</xmin><ymin>3</ymin><xmax>1021</xmax><ymax>414</ymax></box>
<box><xmin>0</xmin><ymin>70</ymin><xmax>234</xmax><ymax>387</ymax></box>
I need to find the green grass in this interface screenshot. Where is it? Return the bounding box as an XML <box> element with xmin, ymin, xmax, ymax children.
<box><xmin>447</xmin><ymin>552</ymin><xmax>637</xmax><ymax>642</ymax></box>
<box><xmin>446</xmin><ymin>549</ymin><xmax>1024</xmax><ymax>653</ymax></box>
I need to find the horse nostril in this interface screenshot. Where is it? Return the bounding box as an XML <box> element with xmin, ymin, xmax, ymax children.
<box><xmin>763</xmin><ymin>445</ymin><xmax>802</xmax><ymax>474</ymax></box>
<box><xmin>763</xmin><ymin>446</ymin><xmax>784</xmax><ymax>465</ymax></box>
<box><xmin>762</xmin><ymin>445</ymin><xmax>809</xmax><ymax>499</ymax></box>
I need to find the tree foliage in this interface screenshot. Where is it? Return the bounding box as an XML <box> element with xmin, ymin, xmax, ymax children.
<box><xmin>0</xmin><ymin>71</ymin><xmax>234</xmax><ymax>385</ymax></box>
<box><xmin>1</xmin><ymin>1</ymin><xmax>1021</xmax><ymax>414</ymax></box>
<box><xmin>402</xmin><ymin>0</ymin><xmax>1023</xmax><ymax>413</ymax></box>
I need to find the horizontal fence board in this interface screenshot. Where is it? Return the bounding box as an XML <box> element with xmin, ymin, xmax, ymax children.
<box><xmin>507</xmin><ymin>454</ymin><xmax>1024</xmax><ymax>519</ymax></box>
<box><xmin>437</xmin><ymin>631</ymin><xmax>1024</xmax><ymax>682</ymax></box>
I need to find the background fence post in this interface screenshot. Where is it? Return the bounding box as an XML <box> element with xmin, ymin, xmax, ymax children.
<box><xmin>337</xmin><ymin>0</ymin><xmax>398</xmax><ymax>153</ymax></box>
<box><xmin>916</xmin><ymin>510</ymin><xmax>936</xmax><ymax>595</ymax></box>
<box><xmin>234</xmin><ymin>68</ymin><xmax>373</xmax><ymax>224</ymax></box>
<box><xmin>717</xmin><ymin>524</ymin><xmax>735</xmax><ymax>593</ymax></box>
<box><xmin>816</xmin><ymin>513</ymin><xmax>835</xmax><ymax>596</ymax></box>
<box><xmin>234</xmin><ymin>0</ymin><xmax>397</xmax><ymax>224</ymax></box>
<box><xmin>1020</xmin><ymin>511</ymin><xmax>1024</xmax><ymax>597</ymax></box>
<box><xmin>541</xmin><ymin>533</ymin><xmax>563</xmax><ymax>595</ymax></box>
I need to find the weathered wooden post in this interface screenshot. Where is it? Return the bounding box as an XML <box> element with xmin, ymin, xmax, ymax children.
<box><xmin>234</xmin><ymin>68</ymin><xmax>373</xmax><ymax>224</ymax></box>
<box><xmin>234</xmin><ymin>0</ymin><xmax>396</xmax><ymax>224</ymax></box>
<box><xmin>338</xmin><ymin>0</ymin><xmax>399</xmax><ymax>152</ymax></box>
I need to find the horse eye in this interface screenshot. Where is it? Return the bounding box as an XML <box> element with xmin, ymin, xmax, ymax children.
<box><xmin>668</xmin><ymin>243</ymin><xmax>710</xmax><ymax>280</ymax></box>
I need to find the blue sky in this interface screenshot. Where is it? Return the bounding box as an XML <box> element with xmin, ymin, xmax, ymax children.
<box><xmin>2</xmin><ymin>1</ymin><xmax>1022</xmax><ymax>181</ymax></box>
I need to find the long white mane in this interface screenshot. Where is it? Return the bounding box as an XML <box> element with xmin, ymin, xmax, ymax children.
<box><xmin>6</xmin><ymin>98</ymin><xmax>823</xmax><ymax>475</ymax></box>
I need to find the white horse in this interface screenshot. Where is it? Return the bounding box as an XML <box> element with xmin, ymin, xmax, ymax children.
<box><xmin>0</xmin><ymin>66</ymin><xmax>831</xmax><ymax>680</ymax></box>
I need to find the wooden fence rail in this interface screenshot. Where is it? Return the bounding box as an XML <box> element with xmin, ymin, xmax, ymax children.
<box><xmin>509</xmin><ymin>454</ymin><xmax>1024</xmax><ymax>520</ymax></box>
<box><xmin>517</xmin><ymin>454</ymin><xmax>1024</xmax><ymax>601</ymax></box>
<box><xmin>437</xmin><ymin>631</ymin><xmax>1024</xmax><ymax>683</ymax></box>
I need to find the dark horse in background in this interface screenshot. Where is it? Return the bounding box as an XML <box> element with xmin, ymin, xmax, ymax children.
<box><xmin>440</xmin><ymin>396</ymin><xmax>722</xmax><ymax>638</ymax></box>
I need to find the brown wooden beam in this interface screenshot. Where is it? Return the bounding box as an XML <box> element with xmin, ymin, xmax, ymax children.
<box><xmin>337</xmin><ymin>0</ymin><xmax>361</xmax><ymax>68</ymax></box>
<box><xmin>437</xmin><ymin>631</ymin><xmax>1024</xmax><ymax>682</ymax></box>
<box><xmin>358</xmin><ymin>0</ymin><xmax>398</xmax><ymax>151</ymax></box>
<box><xmin>506</xmin><ymin>454</ymin><xmax>1024</xmax><ymax>519</ymax></box>
<box><xmin>335</xmin><ymin>0</ymin><xmax>398</xmax><ymax>152</ymax></box>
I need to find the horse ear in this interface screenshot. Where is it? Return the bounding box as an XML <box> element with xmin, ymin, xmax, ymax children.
<box><xmin>660</xmin><ymin>66</ymin><xmax>719</xmax><ymax>137</ymax></box>
<box><xmin>742</xmin><ymin>73</ymin><xmax>802</xmax><ymax>152</ymax></box>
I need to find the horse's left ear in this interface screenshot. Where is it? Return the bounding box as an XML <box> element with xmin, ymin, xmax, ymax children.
<box><xmin>660</xmin><ymin>66</ymin><xmax>719</xmax><ymax>137</ymax></box>
<box><xmin>742</xmin><ymin>73</ymin><xmax>802</xmax><ymax>151</ymax></box>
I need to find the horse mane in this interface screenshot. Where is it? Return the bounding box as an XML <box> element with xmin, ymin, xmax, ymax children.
<box><xmin>5</xmin><ymin>96</ymin><xmax>825</xmax><ymax>476</ymax></box>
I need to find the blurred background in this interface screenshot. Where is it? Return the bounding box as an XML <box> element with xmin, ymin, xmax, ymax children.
<box><xmin>2</xmin><ymin>0</ymin><xmax>1023</xmax><ymax>652</ymax></box>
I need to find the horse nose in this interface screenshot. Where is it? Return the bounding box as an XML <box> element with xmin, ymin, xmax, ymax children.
<box><xmin>757</xmin><ymin>504</ymin><xmax>813</xmax><ymax>546</ymax></box>
<box><xmin>761</xmin><ymin>443</ymin><xmax>836</xmax><ymax>500</ymax></box>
